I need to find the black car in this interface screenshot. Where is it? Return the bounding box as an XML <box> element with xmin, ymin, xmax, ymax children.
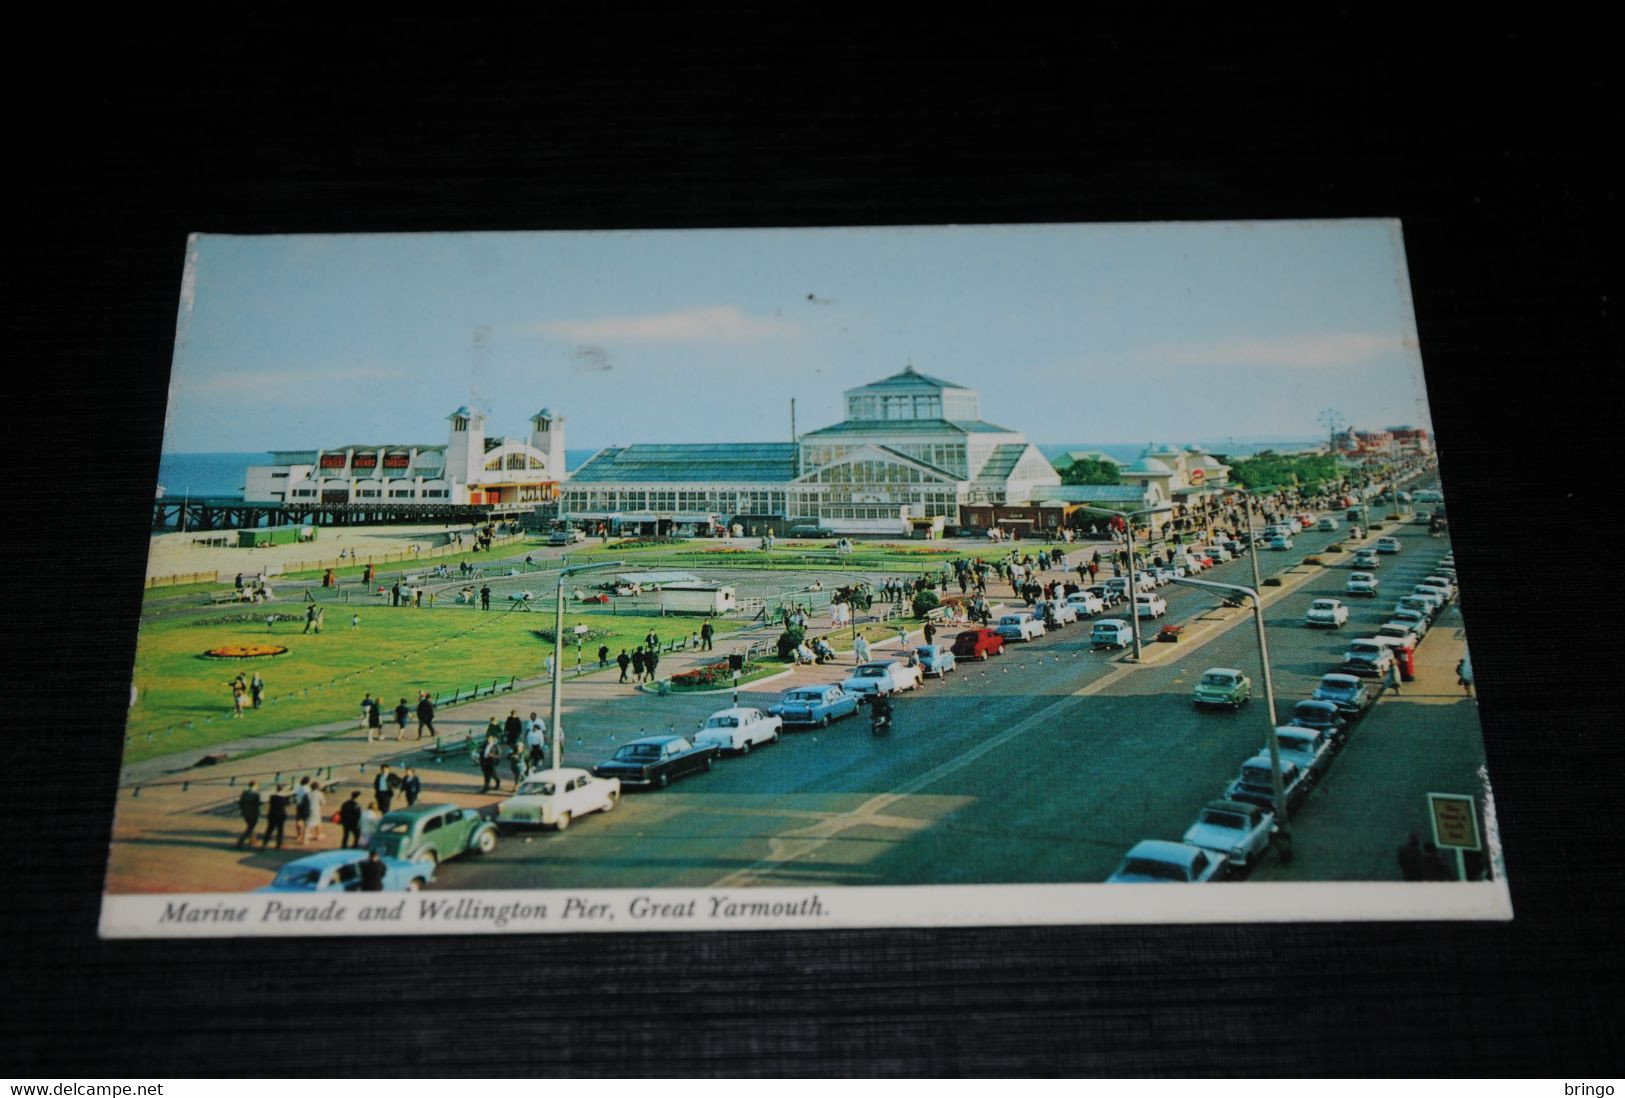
<box><xmin>1224</xmin><ymin>754</ymin><xmax>1311</xmax><ymax>814</ymax></box>
<box><xmin>1290</xmin><ymin>699</ymin><xmax>1350</xmax><ymax>743</ymax></box>
<box><xmin>592</xmin><ymin>735</ymin><xmax>719</xmax><ymax>789</ymax></box>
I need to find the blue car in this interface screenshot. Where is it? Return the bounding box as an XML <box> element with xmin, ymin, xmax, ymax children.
<box><xmin>768</xmin><ymin>684</ymin><xmax>861</xmax><ymax>728</ymax></box>
<box><xmin>258</xmin><ymin>849</ymin><xmax>434</xmax><ymax>893</ymax></box>
<box><xmin>914</xmin><ymin>644</ymin><xmax>957</xmax><ymax>677</ymax></box>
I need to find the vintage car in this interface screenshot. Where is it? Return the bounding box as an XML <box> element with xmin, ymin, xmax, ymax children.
<box><xmin>496</xmin><ymin>767</ymin><xmax>619</xmax><ymax>831</ymax></box>
<box><xmin>1375</xmin><ymin>536</ymin><xmax>1403</xmax><ymax>554</ymax></box>
<box><xmin>1264</xmin><ymin>533</ymin><xmax>1294</xmax><ymax>550</ymax></box>
<box><xmin>769</xmin><ymin>684</ymin><xmax>860</xmax><ymax>727</ymax></box>
<box><xmin>1182</xmin><ymin>800</ymin><xmax>1277</xmax><ymax>871</ymax></box>
<box><xmin>950</xmin><ymin>628</ymin><xmax>1006</xmax><ymax>661</ymax></box>
<box><xmin>1273</xmin><ymin>725</ymin><xmax>1335</xmax><ymax>779</ymax></box>
<box><xmin>1395</xmin><ymin>593</ymin><xmax>1441</xmax><ymax>623</ymax></box>
<box><xmin>1373</xmin><ymin>622</ymin><xmax>1421</xmax><ymax>651</ymax></box>
<box><xmin>1352</xmin><ymin>548</ymin><xmax>1381</xmax><ymax>568</ymax></box>
<box><xmin>1086</xmin><ymin>584</ymin><xmax>1125</xmax><ymax>607</ymax></box>
<box><xmin>1313</xmin><ymin>672</ymin><xmax>1377</xmax><ymax>714</ymax></box>
<box><xmin>995</xmin><ymin>612</ymin><xmax>1047</xmax><ymax>642</ymax></box>
<box><xmin>1390</xmin><ymin>607</ymin><xmax>1430</xmax><ymax>637</ymax></box>
<box><xmin>592</xmin><ymin>735</ymin><xmax>719</xmax><ymax>789</ymax></box>
<box><xmin>1306</xmin><ymin>598</ymin><xmax>1350</xmax><ymax>628</ymax></box>
<box><xmin>1036</xmin><ymin>599</ymin><xmax>1079</xmax><ymax>626</ymax></box>
<box><xmin>368</xmin><ymin>803</ymin><xmax>498</xmax><ymax>865</ymax></box>
<box><xmin>913</xmin><ymin>644</ymin><xmax>958</xmax><ymax>677</ymax></box>
<box><xmin>1414</xmin><ymin>581</ymin><xmax>1454</xmax><ymax>607</ymax></box>
<box><xmin>546</xmin><ymin>528</ymin><xmax>586</xmax><ymax>546</ymax></box>
<box><xmin>693</xmin><ymin>707</ymin><xmax>783</xmax><ymax>754</ymax></box>
<box><xmin>1342</xmin><ymin>639</ymin><xmax>1396</xmax><ymax>678</ymax></box>
<box><xmin>1133</xmin><ymin>592</ymin><xmax>1168</xmax><ymax>619</ymax></box>
<box><xmin>1346</xmin><ymin>571</ymin><xmax>1381</xmax><ymax>597</ymax></box>
<box><xmin>1223</xmin><ymin>754</ymin><xmax>1311</xmax><ymax>814</ymax></box>
<box><xmin>259</xmin><ymin>849</ymin><xmax>434</xmax><ymax>892</ymax></box>
<box><xmin>1317</xmin><ymin>516</ymin><xmax>1340</xmax><ymax>531</ymax></box>
<box><xmin>1065</xmin><ymin>591</ymin><xmax>1105</xmax><ymax>618</ymax></box>
<box><xmin>1091</xmin><ymin>618</ymin><xmax>1134</xmax><ymax>650</ymax></box>
<box><xmin>841</xmin><ymin>659</ymin><xmax>923</xmax><ymax>697</ymax></box>
<box><xmin>1106</xmin><ymin>840</ymin><xmax>1226</xmax><ymax>884</ymax></box>
<box><xmin>1289</xmin><ymin>699</ymin><xmax>1349</xmax><ymax>741</ymax></box>
<box><xmin>1193</xmin><ymin>667</ymin><xmax>1252</xmax><ymax>710</ymax></box>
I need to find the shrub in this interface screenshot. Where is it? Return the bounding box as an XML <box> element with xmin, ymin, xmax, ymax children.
<box><xmin>1263</xmin><ymin>577</ymin><xmax>1283</xmax><ymax>587</ymax></box>
<box><xmin>911</xmin><ymin>589</ymin><xmax>941</xmax><ymax>618</ymax></box>
<box><xmin>1302</xmin><ymin>556</ymin><xmax>1324</xmax><ymax>566</ymax></box>
<box><xmin>776</xmin><ymin>626</ymin><xmax>806</xmax><ymax>661</ymax></box>
<box><xmin>1325</xmin><ymin>543</ymin><xmax>1343</xmax><ymax>553</ymax></box>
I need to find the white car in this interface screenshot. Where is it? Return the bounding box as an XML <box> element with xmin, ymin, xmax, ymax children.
<box><xmin>842</xmin><ymin>660</ymin><xmax>923</xmax><ymax>697</ymax></box>
<box><xmin>1066</xmin><ymin>592</ymin><xmax>1105</xmax><ymax>617</ymax></box>
<box><xmin>1342</xmin><ymin>638</ymin><xmax>1396</xmax><ymax>677</ymax></box>
<box><xmin>1373</xmin><ymin>622</ymin><xmax>1420</xmax><ymax>651</ymax></box>
<box><xmin>1419</xmin><ymin>575</ymin><xmax>1457</xmax><ymax>600</ymax></box>
<box><xmin>1317</xmin><ymin>517</ymin><xmax>1340</xmax><ymax>531</ymax></box>
<box><xmin>1306</xmin><ymin>598</ymin><xmax>1349</xmax><ymax>628</ymax></box>
<box><xmin>496</xmin><ymin>767</ymin><xmax>620</xmax><ymax>832</ymax></box>
<box><xmin>1133</xmin><ymin>571</ymin><xmax>1160</xmax><ymax>592</ymax></box>
<box><xmin>1346</xmin><ymin>571</ymin><xmax>1380</xmax><ymax>596</ymax></box>
<box><xmin>1265</xmin><ymin>533</ymin><xmax>1294</xmax><ymax>550</ymax></box>
<box><xmin>1194</xmin><ymin>544</ymin><xmax>1231</xmax><ymax>563</ymax></box>
<box><xmin>1390</xmin><ymin>607</ymin><xmax>1430</xmax><ymax>637</ymax></box>
<box><xmin>1375</xmin><ymin>536</ymin><xmax>1402</xmax><ymax>553</ymax></box>
<box><xmin>693</xmin><ymin>707</ymin><xmax>784</xmax><ymax>754</ymax></box>
<box><xmin>1182</xmin><ymin>800</ymin><xmax>1277</xmax><ymax>871</ymax></box>
<box><xmin>995</xmin><ymin>612</ymin><xmax>1047</xmax><ymax>642</ymax></box>
<box><xmin>1133</xmin><ymin>592</ymin><xmax>1168</xmax><ymax>619</ymax></box>
<box><xmin>1106</xmin><ymin>840</ymin><xmax>1225</xmax><ymax>883</ymax></box>
<box><xmin>1410</xmin><ymin>586</ymin><xmax>1448</xmax><ymax>613</ymax></box>
<box><xmin>1037</xmin><ymin>599</ymin><xmax>1079</xmax><ymax>626</ymax></box>
<box><xmin>1352</xmin><ymin>548</ymin><xmax>1380</xmax><ymax>568</ymax></box>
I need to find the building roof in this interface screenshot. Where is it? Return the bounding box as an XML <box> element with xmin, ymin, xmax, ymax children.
<box><xmin>798</xmin><ymin>418</ymin><xmax>1016</xmax><ymax>439</ymax></box>
<box><xmin>325</xmin><ymin>444</ymin><xmax>444</xmax><ymax>454</ymax></box>
<box><xmin>1054</xmin><ymin>450</ymin><xmax>1125</xmax><ymax>467</ymax></box>
<box><xmin>845</xmin><ymin>364</ymin><xmax>972</xmax><ymax>393</ymax></box>
<box><xmin>1125</xmin><ymin>455</ymin><xmax>1175</xmax><ymax>475</ymax></box>
<box><xmin>974</xmin><ymin>443</ymin><xmax>1028</xmax><ymax>482</ymax></box>
<box><xmin>447</xmin><ymin>406</ymin><xmax>484</xmax><ymax>420</ymax></box>
<box><xmin>1034</xmin><ymin>485</ymin><xmax>1153</xmax><ymax>504</ymax></box>
<box><xmin>567</xmin><ymin>443</ymin><xmax>799</xmax><ymax>484</ymax></box>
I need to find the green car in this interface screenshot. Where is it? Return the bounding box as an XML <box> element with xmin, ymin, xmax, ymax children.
<box><xmin>1193</xmin><ymin>668</ymin><xmax>1252</xmax><ymax>711</ymax></box>
<box><xmin>368</xmin><ymin>803</ymin><xmax>498</xmax><ymax>865</ymax></box>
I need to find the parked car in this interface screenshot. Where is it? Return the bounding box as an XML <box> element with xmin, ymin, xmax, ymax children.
<box><xmin>1373</xmin><ymin>622</ymin><xmax>1420</xmax><ymax>651</ymax></box>
<box><xmin>1273</xmin><ymin>726</ymin><xmax>1335</xmax><ymax>779</ymax></box>
<box><xmin>1375</xmin><ymin>536</ymin><xmax>1402</xmax><ymax>553</ymax></box>
<box><xmin>1066</xmin><ymin>592</ymin><xmax>1105</xmax><ymax>618</ymax></box>
<box><xmin>592</xmin><ymin>735</ymin><xmax>719</xmax><ymax>789</ymax></box>
<box><xmin>1313</xmin><ymin>672</ymin><xmax>1375</xmax><ymax>713</ymax></box>
<box><xmin>1341</xmin><ymin>639</ymin><xmax>1396</xmax><ymax>678</ymax></box>
<box><xmin>1306</xmin><ymin>598</ymin><xmax>1349</xmax><ymax>628</ymax></box>
<box><xmin>1414</xmin><ymin>489</ymin><xmax>1443</xmax><ymax>503</ymax></box>
<box><xmin>369</xmin><ymin>803</ymin><xmax>498</xmax><ymax>865</ymax></box>
<box><xmin>1265</xmin><ymin>533</ymin><xmax>1295</xmax><ymax>550</ymax></box>
<box><xmin>1220</xmin><ymin>539</ymin><xmax>1248</xmax><ymax>557</ymax></box>
<box><xmin>1390</xmin><ymin>607</ymin><xmax>1430</xmax><ymax>637</ymax></box>
<box><xmin>1106</xmin><ymin>840</ymin><xmax>1226</xmax><ymax>884</ymax></box>
<box><xmin>1197</xmin><ymin>544</ymin><xmax>1232</xmax><ymax>562</ymax></box>
<box><xmin>693</xmin><ymin>707</ymin><xmax>783</xmax><ymax>754</ymax></box>
<box><xmin>914</xmin><ymin>644</ymin><xmax>958</xmax><ymax>677</ymax></box>
<box><xmin>496</xmin><ymin>767</ymin><xmax>619</xmax><ymax>831</ymax></box>
<box><xmin>995</xmin><ymin>611</ymin><xmax>1047</xmax><ymax>642</ymax></box>
<box><xmin>950</xmin><ymin>628</ymin><xmax>1006</xmax><ymax>661</ymax></box>
<box><xmin>1193</xmin><ymin>667</ymin><xmax>1252</xmax><ymax>710</ymax></box>
<box><xmin>1346</xmin><ymin>571</ymin><xmax>1380</xmax><ymax>596</ymax></box>
<box><xmin>1317</xmin><ymin>516</ymin><xmax>1340</xmax><ymax>531</ymax></box>
<box><xmin>1091</xmin><ymin>618</ymin><xmax>1134</xmax><ymax>650</ymax></box>
<box><xmin>259</xmin><ymin>849</ymin><xmax>433</xmax><ymax>892</ymax></box>
<box><xmin>1224</xmin><ymin>754</ymin><xmax>1311</xmax><ymax>814</ymax></box>
<box><xmin>842</xmin><ymin>659</ymin><xmax>924</xmax><ymax>696</ymax></box>
<box><xmin>1353</xmin><ymin>548</ymin><xmax>1380</xmax><ymax>568</ymax></box>
<box><xmin>1290</xmin><ymin>699</ymin><xmax>1349</xmax><ymax>741</ymax></box>
<box><xmin>1415</xmin><ymin>580</ymin><xmax>1454</xmax><ymax>605</ymax></box>
<box><xmin>769</xmin><ymin>683</ymin><xmax>860</xmax><ymax>727</ymax></box>
<box><xmin>1395</xmin><ymin>594</ymin><xmax>1440</xmax><ymax>623</ymax></box>
<box><xmin>1037</xmin><ymin>599</ymin><xmax>1079</xmax><ymax>626</ymax></box>
<box><xmin>1182</xmin><ymin>800</ymin><xmax>1277</xmax><ymax>871</ymax></box>
<box><xmin>1133</xmin><ymin>592</ymin><xmax>1168</xmax><ymax>619</ymax></box>
<box><xmin>1407</xmin><ymin>588</ymin><xmax>1446</xmax><ymax>616</ymax></box>
<box><xmin>546</xmin><ymin>528</ymin><xmax>586</xmax><ymax>546</ymax></box>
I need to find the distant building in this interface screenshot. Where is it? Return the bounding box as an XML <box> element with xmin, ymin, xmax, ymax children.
<box><xmin>244</xmin><ymin>407</ymin><xmax>567</xmax><ymax>507</ymax></box>
<box><xmin>1385</xmin><ymin>425</ymin><xmax>1435</xmax><ymax>456</ymax></box>
<box><xmin>1117</xmin><ymin>443</ymin><xmax>1231</xmax><ymax>510</ymax></box>
<box><xmin>559</xmin><ymin>365</ymin><xmax>1060</xmax><ymax>536</ymax></box>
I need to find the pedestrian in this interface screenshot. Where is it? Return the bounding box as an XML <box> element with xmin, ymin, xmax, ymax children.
<box><xmin>617</xmin><ymin>649</ymin><xmax>631</xmax><ymax>683</ymax></box>
<box><xmin>1383</xmin><ymin>659</ymin><xmax>1401</xmax><ymax>696</ymax></box>
<box><xmin>480</xmin><ymin>584</ymin><xmax>491</xmax><ymax>610</ymax></box>
<box><xmin>230</xmin><ymin>680</ymin><xmax>246</xmax><ymax>718</ymax></box>
<box><xmin>313</xmin><ymin>607</ymin><xmax>325</xmax><ymax>633</ymax></box>
<box><xmin>526</xmin><ymin>716</ymin><xmax>547</xmax><ymax>770</ymax></box>
<box><xmin>373</xmin><ymin>764</ymin><xmax>396</xmax><ymax>814</ymax></box>
<box><xmin>394</xmin><ymin>697</ymin><xmax>410</xmax><ymax>740</ymax></box>
<box><xmin>305</xmin><ymin>780</ymin><xmax>326</xmax><ymax>845</ymax></box>
<box><xmin>359</xmin><ymin>800</ymin><xmax>382</xmax><ymax>847</ymax></box>
<box><xmin>400</xmin><ymin>767</ymin><xmax>421</xmax><ymax>808</ymax></box>
<box><xmin>479</xmin><ymin>734</ymin><xmax>502</xmax><ymax>792</ymax></box>
<box><xmin>261</xmin><ymin>784</ymin><xmax>290</xmax><ymax>849</ymax></box>
<box><xmin>391</xmin><ymin>581</ymin><xmax>401</xmax><ymax>607</ymax></box>
<box><xmin>359</xmin><ymin>849</ymin><xmax>387</xmax><ymax>892</ymax></box>
<box><xmin>506</xmin><ymin>742</ymin><xmax>525</xmax><ymax>789</ymax></box>
<box><xmin>360</xmin><ymin>692</ymin><xmax>374</xmax><ymax>731</ymax></box>
<box><xmin>598</xmin><ymin>644</ymin><xmax>610</xmax><ymax>668</ymax></box>
<box><xmin>351</xmin><ymin>613</ymin><xmax>360</xmax><ymax>630</ymax></box>
<box><xmin>504</xmin><ymin>710</ymin><xmax>523</xmax><ymax>748</ymax></box>
<box><xmin>293</xmin><ymin>776</ymin><xmax>311</xmax><ymax>843</ymax></box>
<box><xmin>250</xmin><ymin>672</ymin><xmax>264</xmax><ymax>710</ymax></box>
<box><xmin>645</xmin><ymin>647</ymin><xmax>660</xmax><ymax>682</ymax></box>
<box><xmin>235</xmin><ymin>780</ymin><xmax>261</xmax><ymax>848</ymax></box>
<box><xmin>1456</xmin><ymin>657</ymin><xmax>1474</xmax><ymax>697</ymax></box>
<box><xmin>631</xmin><ymin>647</ymin><xmax>646</xmax><ymax>683</ymax></box>
<box><xmin>303</xmin><ymin>604</ymin><xmax>316</xmax><ymax>634</ymax></box>
<box><xmin>416</xmin><ymin>692</ymin><xmax>437</xmax><ymax>739</ymax></box>
<box><xmin>701</xmin><ymin>619</ymin><xmax>714</xmax><ymax>651</ymax></box>
<box><xmin>923</xmin><ymin>621</ymin><xmax>936</xmax><ymax>646</ymax></box>
<box><xmin>854</xmin><ymin>634</ymin><xmax>871</xmax><ymax>663</ymax></box>
<box><xmin>339</xmin><ymin>791</ymin><xmax>363</xmax><ymax>848</ymax></box>
<box><xmin>1420</xmin><ymin>842</ymin><xmax>1453</xmax><ymax>881</ymax></box>
<box><xmin>545</xmin><ymin>653</ymin><xmax>555</xmax><ymax>679</ymax></box>
<box><xmin>366</xmin><ymin>695</ymin><xmax>383</xmax><ymax>741</ymax></box>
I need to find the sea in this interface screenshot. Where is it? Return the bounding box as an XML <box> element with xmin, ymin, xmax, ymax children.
<box><xmin>157</xmin><ymin>440</ymin><xmax>1323</xmax><ymax>499</ymax></box>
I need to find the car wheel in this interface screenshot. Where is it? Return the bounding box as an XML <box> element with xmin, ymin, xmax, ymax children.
<box><xmin>656</xmin><ymin>772</ymin><xmax>670</xmax><ymax>789</ymax></box>
<box><xmin>821</xmin><ymin>714</ymin><xmax>832</xmax><ymax>727</ymax></box>
<box><xmin>603</xmin><ymin>792</ymin><xmax>618</xmax><ymax>812</ymax></box>
<box><xmin>702</xmin><ymin>756</ymin><xmax>714</xmax><ymax>772</ymax></box>
<box><xmin>771</xmin><ymin>730</ymin><xmax>781</xmax><ymax>743</ymax></box>
<box><xmin>554</xmin><ymin>812</ymin><xmax>571</xmax><ymax>832</ymax></box>
<box><xmin>416</xmin><ymin>849</ymin><xmax>439</xmax><ymax>866</ymax></box>
<box><xmin>475</xmin><ymin>829</ymin><xmax>497</xmax><ymax>854</ymax></box>
<box><xmin>978</xmin><ymin>651</ymin><xmax>988</xmax><ymax>661</ymax></box>
<box><xmin>740</xmin><ymin>740</ymin><xmax>751</xmax><ymax>755</ymax></box>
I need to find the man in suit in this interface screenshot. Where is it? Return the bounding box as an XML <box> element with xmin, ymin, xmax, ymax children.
<box><xmin>359</xmin><ymin>850</ymin><xmax>387</xmax><ymax>892</ymax></box>
<box><xmin>261</xmin><ymin>784</ymin><xmax>290</xmax><ymax>849</ymax></box>
<box><xmin>400</xmin><ymin>768</ymin><xmax>422</xmax><ymax>808</ymax></box>
<box><xmin>415</xmin><ymin>692</ymin><xmax>437</xmax><ymax>739</ymax></box>
<box><xmin>373</xmin><ymin>765</ymin><xmax>396</xmax><ymax>814</ymax></box>
<box><xmin>338</xmin><ymin>790</ymin><xmax>363</xmax><ymax>848</ymax></box>
<box><xmin>235</xmin><ymin>781</ymin><xmax>261</xmax><ymax>848</ymax></box>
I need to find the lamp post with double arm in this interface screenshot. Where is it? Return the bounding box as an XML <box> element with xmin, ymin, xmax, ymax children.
<box><xmin>1068</xmin><ymin>501</ymin><xmax>1173</xmax><ymax>662</ymax></box>
<box><xmin>549</xmin><ymin>558</ymin><xmax>625</xmax><ymax>770</ymax></box>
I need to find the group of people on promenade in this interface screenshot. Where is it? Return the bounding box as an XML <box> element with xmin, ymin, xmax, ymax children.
<box><xmin>233</xmin><ymin>763</ymin><xmax>424</xmax><ymax>851</ymax></box>
<box><xmin>226</xmin><ymin>671</ymin><xmax>266</xmax><ymax>718</ymax></box>
<box><xmin>476</xmin><ymin>710</ymin><xmax>552</xmax><ymax>792</ymax></box>
<box><xmin>358</xmin><ymin>691</ymin><xmax>439</xmax><ymax>741</ymax></box>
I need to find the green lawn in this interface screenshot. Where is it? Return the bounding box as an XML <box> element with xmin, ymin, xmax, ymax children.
<box><xmin>123</xmin><ymin>602</ymin><xmax>741</xmax><ymax>764</ymax></box>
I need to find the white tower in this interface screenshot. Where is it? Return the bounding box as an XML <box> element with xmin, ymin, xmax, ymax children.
<box><xmin>445</xmin><ymin>405</ymin><xmax>487</xmax><ymax>490</ymax></box>
<box><xmin>529</xmin><ymin>408</ymin><xmax>566</xmax><ymax>477</ymax></box>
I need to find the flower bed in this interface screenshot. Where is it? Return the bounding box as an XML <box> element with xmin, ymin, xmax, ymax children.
<box><xmin>611</xmin><ymin>536</ymin><xmax>687</xmax><ymax>549</ymax></box>
<box><xmin>667</xmin><ymin>660</ymin><xmax>771</xmax><ymax>692</ymax></box>
<box><xmin>1157</xmin><ymin>625</ymin><xmax>1183</xmax><ymax>643</ymax></box>
<box><xmin>202</xmin><ymin>644</ymin><xmax>289</xmax><ymax>659</ymax></box>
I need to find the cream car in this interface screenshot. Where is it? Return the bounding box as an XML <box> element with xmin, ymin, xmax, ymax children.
<box><xmin>693</xmin><ymin>706</ymin><xmax>783</xmax><ymax>754</ymax></box>
<box><xmin>496</xmin><ymin>767</ymin><xmax>620</xmax><ymax>832</ymax></box>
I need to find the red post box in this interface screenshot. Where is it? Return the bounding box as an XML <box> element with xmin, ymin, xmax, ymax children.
<box><xmin>1398</xmin><ymin>645</ymin><xmax>1416</xmax><ymax>682</ymax></box>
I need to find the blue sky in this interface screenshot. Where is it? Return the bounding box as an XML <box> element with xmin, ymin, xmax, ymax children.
<box><xmin>164</xmin><ymin>221</ymin><xmax>1432</xmax><ymax>452</ymax></box>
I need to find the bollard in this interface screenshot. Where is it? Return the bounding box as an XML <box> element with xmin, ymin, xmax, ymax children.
<box><xmin>274</xmin><ymin>772</ymin><xmax>281</xmax><ymax>784</ymax></box>
<box><xmin>133</xmin><ymin>786</ymin><xmax>140</xmax><ymax>798</ymax></box>
<box><xmin>182</xmin><ymin>781</ymin><xmax>189</xmax><ymax>792</ymax></box>
<box><xmin>229</xmin><ymin>775</ymin><xmax>236</xmax><ymax>786</ymax></box>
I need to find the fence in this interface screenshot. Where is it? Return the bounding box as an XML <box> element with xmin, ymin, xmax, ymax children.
<box><xmin>146</xmin><ymin>532</ymin><xmax>530</xmax><ymax>589</ymax></box>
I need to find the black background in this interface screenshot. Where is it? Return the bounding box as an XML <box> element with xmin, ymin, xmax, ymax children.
<box><xmin>5</xmin><ymin>10</ymin><xmax>1620</xmax><ymax>1077</ymax></box>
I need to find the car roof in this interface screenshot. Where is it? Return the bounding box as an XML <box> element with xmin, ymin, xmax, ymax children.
<box><xmin>1203</xmin><ymin>668</ymin><xmax>1243</xmax><ymax>677</ymax></box>
<box><xmin>1295</xmin><ymin>699</ymin><xmax>1338</xmax><ymax>711</ymax></box>
<box><xmin>1202</xmin><ymin>799</ymin><xmax>1261</xmax><ymax>816</ymax></box>
<box><xmin>1125</xmin><ymin>839</ymin><xmax>1202</xmax><ymax>865</ymax></box>
<box><xmin>279</xmin><ymin>849</ymin><xmax>370</xmax><ymax>868</ymax></box>
<box><xmin>521</xmin><ymin>767</ymin><xmax>591</xmax><ymax>780</ymax></box>
<box><xmin>706</xmin><ymin>707</ymin><xmax>758</xmax><ymax>719</ymax></box>
<box><xmin>379</xmin><ymin>803</ymin><xmax>458</xmax><ymax>820</ymax></box>
<box><xmin>854</xmin><ymin>661</ymin><xmax>898</xmax><ymax>670</ymax></box>
<box><xmin>1320</xmin><ymin>672</ymin><xmax>1360</xmax><ymax>684</ymax></box>
<box><xmin>626</xmin><ymin>734</ymin><xmax>685</xmax><ymax>746</ymax></box>
<box><xmin>1094</xmin><ymin>618</ymin><xmax>1128</xmax><ymax>627</ymax></box>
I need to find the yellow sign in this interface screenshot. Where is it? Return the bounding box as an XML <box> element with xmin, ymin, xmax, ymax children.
<box><xmin>1428</xmin><ymin>793</ymin><xmax>1480</xmax><ymax>850</ymax></box>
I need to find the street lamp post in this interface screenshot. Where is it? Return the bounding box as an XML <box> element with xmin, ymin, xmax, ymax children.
<box><xmin>1171</xmin><ymin>574</ymin><xmax>1293</xmax><ymax>858</ymax></box>
<box><xmin>1069</xmin><ymin>502</ymin><xmax>1171</xmax><ymax>661</ymax></box>
<box><xmin>550</xmin><ymin>558</ymin><xmax>625</xmax><ymax>771</ymax></box>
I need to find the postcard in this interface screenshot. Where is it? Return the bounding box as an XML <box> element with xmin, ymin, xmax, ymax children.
<box><xmin>102</xmin><ymin>221</ymin><xmax>1510</xmax><ymax>937</ymax></box>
